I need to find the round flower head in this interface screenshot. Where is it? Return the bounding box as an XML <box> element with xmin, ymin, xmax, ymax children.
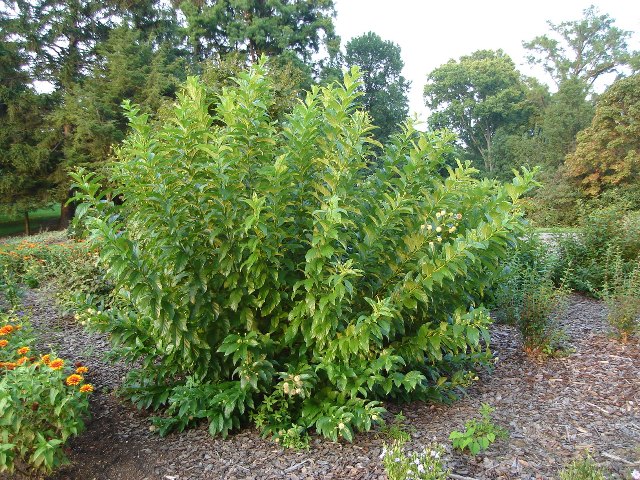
<box><xmin>40</xmin><ymin>354</ymin><xmax>51</xmax><ymax>365</ymax></box>
<box><xmin>17</xmin><ymin>346</ymin><xmax>30</xmax><ymax>355</ymax></box>
<box><xmin>16</xmin><ymin>356</ymin><xmax>29</xmax><ymax>365</ymax></box>
<box><xmin>0</xmin><ymin>325</ymin><xmax>14</xmax><ymax>335</ymax></box>
<box><xmin>66</xmin><ymin>374</ymin><xmax>83</xmax><ymax>386</ymax></box>
<box><xmin>79</xmin><ymin>384</ymin><xmax>94</xmax><ymax>393</ymax></box>
<box><xmin>0</xmin><ymin>339</ymin><xmax>8</xmax><ymax>348</ymax></box>
<box><xmin>48</xmin><ymin>358</ymin><xmax>64</xmax><ymax>370</ymax></box>
<box><xmin>76</xmin><ymin>366</ymin><xmax>89</xmax><ymax>374</ymax></box>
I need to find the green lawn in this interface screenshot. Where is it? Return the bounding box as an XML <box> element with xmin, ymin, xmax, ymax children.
<box><xmin>0</xmin><ymin>204</ymin><xmax>62</xmax><ymax>238</ymax></box>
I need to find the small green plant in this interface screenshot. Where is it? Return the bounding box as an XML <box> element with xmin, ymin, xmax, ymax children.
<box><xmin>381</xmin><ymin>440</ymin><xmax>449</xmax><ymax>480</ymax></box>
<box><xmin>378</xmin><ymin>411</ymin><xmax>413</xmax><ymax>442</ymax></box>
<box><xmin>0</xmin><ymin>312</ymin><xmax>94</xmax><ymax>476</ymax></box>
<box><xmin>0</xmin><ymin>267</ymin><xmax>22</xmax><ymax>311</ymax></box>
<box><xmin>558</xmin><ymin>454</ymin><xmax>607</xmax><ymax>480</ymax></box>
<box><xmin>493</xmin><ymin>234</ymin><xmax>570</xmax><ymax>354</ymax></box>
<box><xmin>449</xmin><ymin>403</ymin><xmax>508</xmax><ymax>455</ymax></box>
<box><xmin>602</xmin><ymin>249</ymin><xmax>640</xmax><ymax>341</ymax></box>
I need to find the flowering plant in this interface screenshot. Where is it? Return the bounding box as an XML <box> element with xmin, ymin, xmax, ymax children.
<box><xmin>0</xmin><ymin>312</ymin><xmax>93</xmax><ymax>475</ymax></box>
<box><xmin>381</xmin><ymin>440</ymin><xmax>449</xmax><ymax>480</ymax></box>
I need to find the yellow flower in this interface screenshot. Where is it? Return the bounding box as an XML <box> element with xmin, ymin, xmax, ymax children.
<box><xmin>17</xmin><ymin>346</ymin><xmax>30</xmax><ymax>355</ymax></box>
<box><xmin>16</xmin><ymin>356</ymin><xmax>29</xmax><ymax>365</ymax></box>
<box><xmin>79</xmin><ymin>384</ymin><xmax>94</xmax><ymax>393</ymax></box>
<box><xmin>76</xmin><ymin>366</ymin><xmax>89</xmax><ymax>374</ymax></box>
<box><xmin>66</xmin><ymin>374</ymin><xmax>83</xmax><ymax>386</ymax></box>
<box><xmin>435</xmin><ymin>226</ymin><xmax>442</xmax><ymax>233</ymax></box>
<box><xmin>449</xmin><ymin>226</ymin><xmax>456</xmax><ymax>233</ymax></box>
<box><xmin>0</xmin><ymin>339</ymin><xmax>8</xmax><ymax>348</ymax></box>
<box><xmin>40</xmin><ymin>354</ymin><xmax>51</xmax><ymax>365</ymax></box>
<box><xmin>48</xmin><ymin>358</ymin><xmax>64</xmax><ymax>370</ymax></box>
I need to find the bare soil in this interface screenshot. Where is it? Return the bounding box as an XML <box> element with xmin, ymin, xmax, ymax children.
<box><xmin>12</xmin><ymin>291</ymin><xmax>640</xmax><ymax>479</ymax></box>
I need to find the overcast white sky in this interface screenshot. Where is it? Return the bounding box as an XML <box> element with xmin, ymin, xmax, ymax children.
<box><xmin>333</xmin><ymin>0</ymin><xmax>640</xmax><ymax>123</ymax></box>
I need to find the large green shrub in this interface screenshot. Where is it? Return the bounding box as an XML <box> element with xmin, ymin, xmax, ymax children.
<box><xmin>73</xmin><ymin>61</ymin><xmax>534</xmax><ymax>441</ymax></box>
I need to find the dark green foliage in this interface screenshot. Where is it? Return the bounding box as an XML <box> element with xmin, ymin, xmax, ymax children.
<box><xmin>176</xmin><ymin>0</ymin><xmax>336</xmax><ymax>64</ymax></box>
<box><xmin>0</xmin><ymin>21</ymin><xmax>58</xmax><ymax>226</ymax></box>
<box><xmin>344</xmin><ymin>32</ymin><xmax>410</xmax><ymax>143</ymax></box>
<box><xmin>49</xmin><ymin>26</ymin><xmax>186</xmax><ymax>187</ymax></box>
<box><xmin>72</xmin><ymin>65</ymin><xmax>535</xmax><ymax>442</ymax></box>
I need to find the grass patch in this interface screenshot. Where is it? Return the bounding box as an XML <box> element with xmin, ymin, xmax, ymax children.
<box><xmin>0</xmin><ymin>204</ymin><xmax>61</xmax><ymax>238</ymax></box>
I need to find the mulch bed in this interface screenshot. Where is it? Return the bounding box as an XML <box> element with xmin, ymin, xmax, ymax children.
<box><xmin>11</xmin><ymin>290</ymin><xmax>640</xmax><ymax>479</ymax></box>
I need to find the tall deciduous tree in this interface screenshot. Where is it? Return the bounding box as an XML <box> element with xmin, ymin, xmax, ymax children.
<box><xmin>424</xmin><ymin>49</ymin><xmax>530</xmax><ymax>174</ymax></box>
<box><xmin>523</xmin><ymin>5</ymin><xmax>635</xmax><ymax>87</ymax></box>
<box><xmin>565</xmin><ymin>74</ymin><xmax>640</xmax><ymax>202</ymax></box>
<box><xmin>344</xmin><ymin>31</ymin><xmax>409</xmax><ymax>143</ymax></box>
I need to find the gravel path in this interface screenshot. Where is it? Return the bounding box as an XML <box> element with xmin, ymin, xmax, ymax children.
<box><xmin>12</xmin><ymin>290</ymin><xmax>640</xmax><ymax>480</ymax></box>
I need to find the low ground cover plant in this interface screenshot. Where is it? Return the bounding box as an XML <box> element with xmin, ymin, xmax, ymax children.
<box><xmin>558</xmin><ymin>454</ymin><xmax>607</xmax><ymax>480</ymax></box>
<box><xmin>73</xmin><ymin>61</ymin><xmax>535</xmax><ymax>441</ymax></box>
<box><xmin>381</xmin><ymin>441</ymin><xmax>449</xmax><ymax>480</ymax></box>
<box><xmin>449</xmin><ymin>403</ymin><xmax>508</xmax><ymax>455</ymax></box>
<box><xmin>0</xmin><ymin>311</ymin><xmax>93</xmax><ymax>475</ymax></box>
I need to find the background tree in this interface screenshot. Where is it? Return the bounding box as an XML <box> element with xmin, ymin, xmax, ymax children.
<box><xmin>344</xmin><ymin>31</ymin><xmax>409</xmax><ymax>143</ymax></box>
<box><xmin>176</xmin><ymin>0</ymin><xmax>337</xmax><ymax>65</ymax></box>
<box><xmin>48</xmin><ymin>26</ymin><xmax>185</xmax><ymax>194</ymax></box>
<box><xmin>424</xmin><ymin>49</ymin><xmax>530</xmax><ymax>174</ymax></box>
<box><xmin>523</xmin><ymin>5</ymin><xmax>635</xmax><ymax>87</ymax></box>
<box><xmin>0</xmin><ymin>21</ymin><xmax>57</xmax><ymax>234</ymax></box>
<box><xmin>565</xmin><ymin>74</ymin><xmax>640</xmax><ymax>204</ymax></box>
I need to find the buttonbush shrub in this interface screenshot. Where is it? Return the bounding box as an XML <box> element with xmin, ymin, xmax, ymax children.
<box><xmin>73</xmin><ymin>61</ymin><xmax>534</xmax><ymax>441</ymax></box>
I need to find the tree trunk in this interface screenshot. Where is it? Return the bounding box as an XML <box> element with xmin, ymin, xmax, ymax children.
<box><xmin>59</xmin><ymin>198</ymin><xmax>76</xmax><ymax>229</ymax></box>
<box><xmin>24</xmin><ymin>211</ymin><xmax>31</xmax><ymax>236</ymax></box>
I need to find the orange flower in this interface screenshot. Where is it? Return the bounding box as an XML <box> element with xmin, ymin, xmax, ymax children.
<box><xmin>1</xmin><ymin>362</ymin><xmax>17</xmax><ymax>370</ymax></box>
<box><xmin>0</xmin><ymin>340</ymin><xmax>8</xmax><ymax>348</ymax></box>
<box><xmin>48</xmin><ymin>358</ymin><xmax>64</xmax><ymax>370</ymax></box>
<box><xmin>17</xmin><ymin>346</ymin><xmax>30</xmax><ymax>355</ymax></box>
<box><xmin>75</xmin><ymin>366</ymin><xmax>89</xmax><ymax>374</ymax></box>
<box><xmin>16</xmin><ymin>356</ymin><xmax>29</xmax><ymax>365</ymax></box>
<box><xmin>79</xmin><ymin>384</ymin><xmax>94</xmax><ymax>393</ymax></box>
<box><xmin>40</xmin><ymin>354</ymin><xmax>51</xmax><ymax>365</ymax></box>
<box><xmin>66</xmin><ymin>374</ymin><xmax>83</xmax><ymax>386</ymax></box>
<box><xmin>0</xmin><ymin>325</ymin><xmax>14</xmax><ymax>336</ymax></box>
